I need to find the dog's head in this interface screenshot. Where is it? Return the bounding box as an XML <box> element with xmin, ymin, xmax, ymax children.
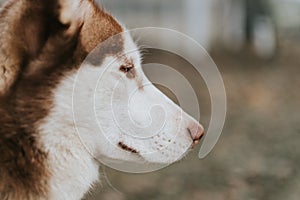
<box><xmin>0</xmin><ymin>0</ymin><xmax>204</xmax><ymax>170</ymax></box>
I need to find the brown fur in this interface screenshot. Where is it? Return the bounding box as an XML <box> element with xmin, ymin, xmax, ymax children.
<box><xmin>0</xmin><ymin>0</ymin><xmax>123</xmax><ymax>199</ymax></box>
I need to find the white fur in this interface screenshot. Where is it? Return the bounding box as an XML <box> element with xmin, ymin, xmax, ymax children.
<box><xmin>38</xmin><ymin>71</ymin><xmax>99</xmax><ymax>200</ymax></box>
<box><xmin>38</xmin><ymin>31</ymin><xmax>202</xmax><ymax>199</ymax></box>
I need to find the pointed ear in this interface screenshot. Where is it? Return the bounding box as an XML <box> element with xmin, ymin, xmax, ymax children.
<box><xmin>0</xmin><ymin>0</ymin><xmax>83</xmax><ymax>95</ymax></box>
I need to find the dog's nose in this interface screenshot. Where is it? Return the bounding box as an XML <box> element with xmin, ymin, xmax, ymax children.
<box><xmin>187</xmin><ymin>123</ymin><xmax>205</xmax><ymax>148</ymax></box>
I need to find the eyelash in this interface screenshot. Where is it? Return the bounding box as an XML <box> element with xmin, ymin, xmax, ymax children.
<box><xmin>120</xmin><ymin>65</ymin><xmax>133</xmax><ymax>73</ymax></box>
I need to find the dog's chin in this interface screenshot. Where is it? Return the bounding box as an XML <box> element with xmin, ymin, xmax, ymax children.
<box><xmin>140</xmin><ymin>148</ymin><xmax>192</xmax><ymax>165</ymax></box>
<box><xmin>95</xmin><ymin>155</ymin><xmax>159</xmax><ymax>173</ymax></box>
<box><xmin>95</xmin><ymin>148</ymin><xmax>192</xmax><ymax>172</ymax></box>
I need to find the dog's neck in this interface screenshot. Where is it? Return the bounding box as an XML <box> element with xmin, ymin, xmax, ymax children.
<box><xmin>37</xmin><ymin>69</ymin><xmax>100</xmax><ymax>200</ymax></box>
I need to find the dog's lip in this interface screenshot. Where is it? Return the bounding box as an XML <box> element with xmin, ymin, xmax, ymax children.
<box><xmin>118</xmin><ymin>142</ymin><xmax>139</xmax><ymax>154</ymax></box>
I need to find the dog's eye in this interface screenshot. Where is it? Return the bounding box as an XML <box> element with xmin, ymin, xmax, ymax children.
<box><xmin>120</xmin><ymin>65</ymin><xmax>133</xmax><ymax>73</ymax></box>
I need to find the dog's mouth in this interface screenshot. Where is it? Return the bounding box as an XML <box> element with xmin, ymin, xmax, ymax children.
<box><xmin>117</xmin><ymin>128</ymin><xmax>205</xmax><ymax>154</ymax></box>
<box><xmin>118</xmin><ymin>142</ymin><xmax>139</xmax><ymax>154</ymax></box>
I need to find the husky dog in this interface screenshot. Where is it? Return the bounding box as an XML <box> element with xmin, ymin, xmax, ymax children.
<box><xmin>0</xmin><ymin>0</ymin><xmax>204</xmax><ymax>199</ymax></box>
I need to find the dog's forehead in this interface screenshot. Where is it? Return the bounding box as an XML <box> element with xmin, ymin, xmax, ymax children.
<box><xmin>79</xmin><ymin>2</ymin><xmax>124</xmax><ymax>53</ymax></box>
<box><xmin>77</xmin><ymin>1</ymin><xmax>142</xmax><ymax>66</ymax></box>
<box><xmin>84</xmin><ymin>28</ymin><xmax>139</xmax><ymax>66</ymax></box>
<box><xmin>122</xmin><ymin>31</ymin><xmax>141</xmax><ymax>63</ymax></box>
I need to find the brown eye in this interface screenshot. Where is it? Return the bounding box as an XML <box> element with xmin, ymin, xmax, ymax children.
<box><xmin>120</xmin><ymin>65</ymin><xmax>133</xmax><ymax>73</ymax></box>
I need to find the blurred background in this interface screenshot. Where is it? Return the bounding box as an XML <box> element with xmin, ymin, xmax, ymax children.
<box><xmin>1</xmin><ymin>0</ymin><xmax>299</xmax><ymax>199</ymax></box>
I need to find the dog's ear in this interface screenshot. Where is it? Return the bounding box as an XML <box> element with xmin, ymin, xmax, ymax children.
<box><xmin>0</xmin><ymin>0</ymin><xmax>83</xmax><ymax>95</ymax></box>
